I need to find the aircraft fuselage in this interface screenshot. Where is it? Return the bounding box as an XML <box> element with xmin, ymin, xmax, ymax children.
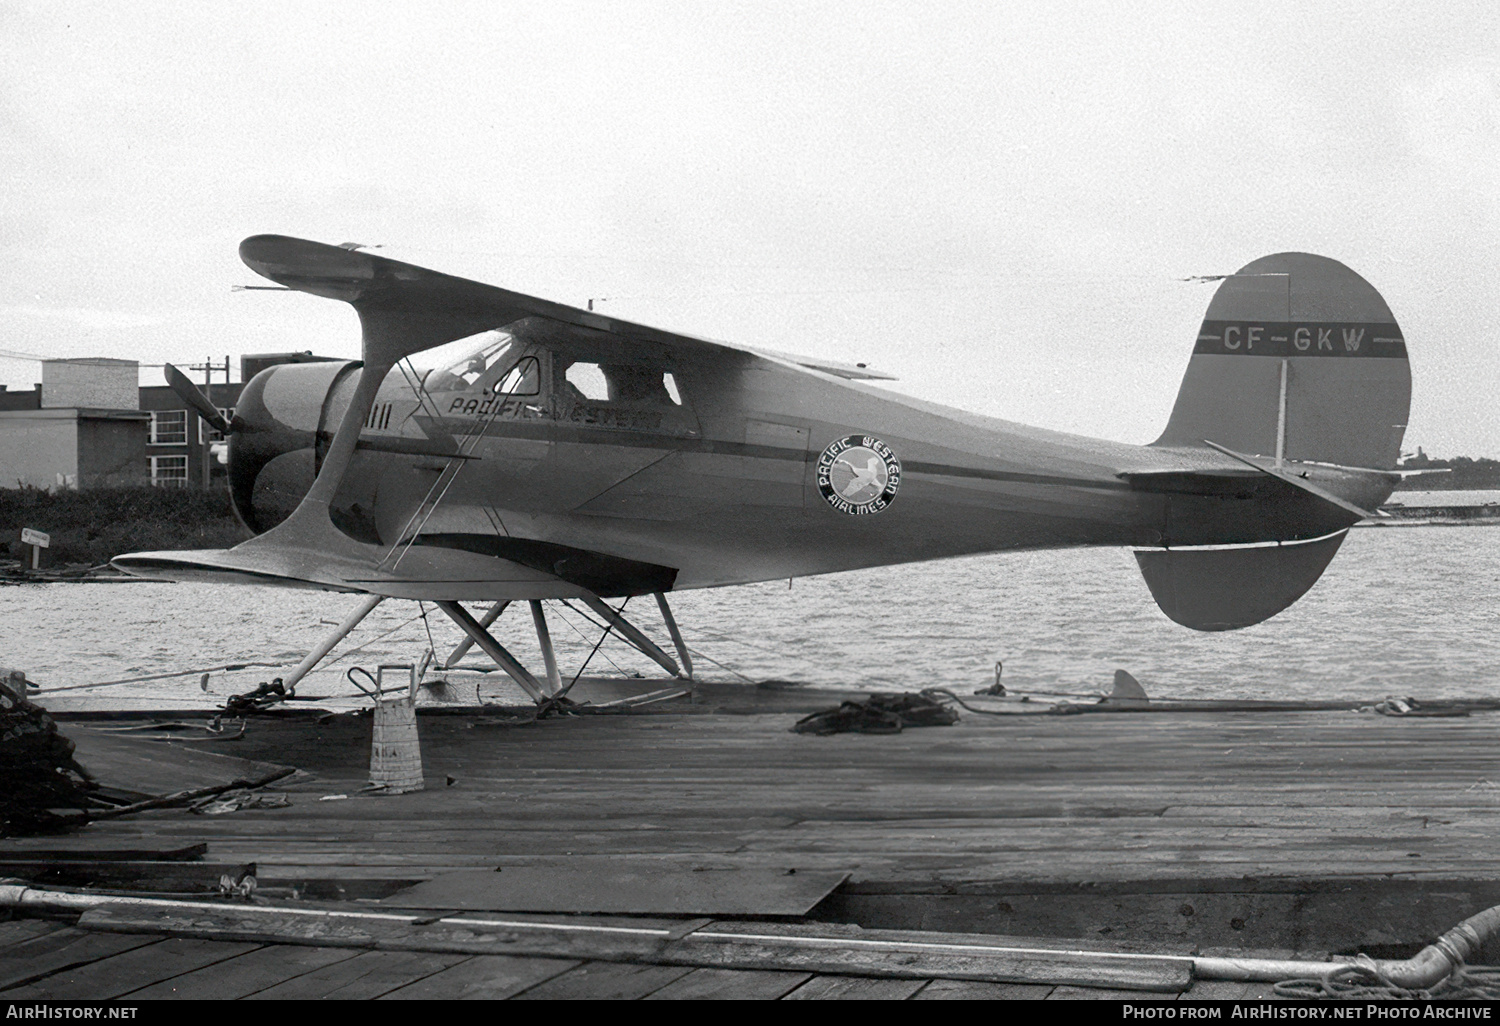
<box><xmin>228</xmin><ymin>333</ymin><xmax>1365</xmax><ymax>599</ymax></box>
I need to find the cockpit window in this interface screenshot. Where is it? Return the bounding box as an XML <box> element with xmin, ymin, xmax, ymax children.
<box><xmin>492</xmin><ymin>357</ymin><xmax>540</xmax><ymax>396</ymax></box>
<box><xmin>423</xmin><ymin>333</ymin><xmax>538</xmax><ymax>395</ymax></box>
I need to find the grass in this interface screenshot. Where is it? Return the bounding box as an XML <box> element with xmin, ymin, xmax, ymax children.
<box><xmin>0</xmin><ymin>486</ymin><xmax>251</xmax><ymax>565</ymax></box>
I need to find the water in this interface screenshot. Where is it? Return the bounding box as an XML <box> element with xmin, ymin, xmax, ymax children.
<box><xmin>4</xmin><ymin>523</ymin><xmax>1499</xmax><ymax>709</ymax></box>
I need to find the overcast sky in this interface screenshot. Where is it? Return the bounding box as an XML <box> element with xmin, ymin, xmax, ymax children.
<box><xmin>3</xmin><ymin>2</ymin><xmax>1497</xmax><ymax>455</ymax></box>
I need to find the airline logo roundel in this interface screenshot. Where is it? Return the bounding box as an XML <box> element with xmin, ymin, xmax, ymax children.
<box><xmin>817</xmin><ymin>435</ymin><xmax>901</xmax><ymax>515</ymax></box>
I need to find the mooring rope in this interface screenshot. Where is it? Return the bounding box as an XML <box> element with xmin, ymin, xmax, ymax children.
<box><xmin>36</xmin><ymin>662</ymin><xmax>283</xmax><ymax>694</ymax></box>
<box><xmin>1275</xmin><ymin>961</ymin><xmax>1500</xmax><ymax>1001</ymax></box>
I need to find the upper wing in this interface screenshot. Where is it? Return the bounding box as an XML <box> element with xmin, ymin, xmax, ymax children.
<box><xmin>240</xmin><ymin>235</ymin><xmax>892</xmax><ymax>379</ymax></box>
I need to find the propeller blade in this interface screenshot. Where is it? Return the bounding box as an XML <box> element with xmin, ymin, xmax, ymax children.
<box><xmin>164</xmin><ymin>363</ymin><xmax>233</xmax><ymax>435</ymax></box>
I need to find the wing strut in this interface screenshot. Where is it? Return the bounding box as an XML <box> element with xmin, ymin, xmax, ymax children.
<box><xmin>436</xmin><ymin>601</ymin><xmax>548</xmax><ymax>701</ymax></box>
<box><xmin>280</xmin><ymin>594</ymin><xmax>385</xmax><ymax>693</ymax></box>
<box><xmin>442</xmin><ymin>601</ymin><xmax>508</xmax><ymax>669</ymax></box>
<box><xmin>529</xmin><ymin>601</ymin><xmax>564</xmax><ymax>694</ymax></box>
<box><xmin>655</xmin><ymin>592</ymin><xmax>694</xmax><ymax>681</ymax></box>
<box><xmin>579</xmin><ymin>595</ymin><xmax>683</xmax><ymax>678</ymax></box>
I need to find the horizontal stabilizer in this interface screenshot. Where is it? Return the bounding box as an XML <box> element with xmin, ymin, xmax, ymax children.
<box><xmin>1200</xmin><ymin>440</ymin><xmax>1384</xmax><ymax>519</ymax></box>
<box><xmin>1134</xmin><ymin>530</ymin><xmax>1347</xmax><ymax>631</ymax></box>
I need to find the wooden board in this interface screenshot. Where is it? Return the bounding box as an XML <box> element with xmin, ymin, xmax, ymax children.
<box><xmin>0</xmin><ymin>920</ymin><xmax>70</xmax><ymax>954</ymax></box>
<box><xmin>0</xmin><ymin>928</ymin><xmax>161</xmax><ymax>991</ymax></box>
<box><xmin>643</xmin><ymin>967</ymin><xmax>813</xmax><ymax>1000</ymax></box>
<box><xmin>66</xmin><ymin>725</ymin><xmax>294</xmax><ymax>796</ymax></box>
<box><xmin>384</xmin><ymin>865</ymin><xmax>850</xmax><ymax>915</ymax></box>
<box><xmin>122</xmin><ymin>944</ymin><xmax>361</xmax><ymax>999</ymax></box>
<box><xmin>76</xmin><ymin>903</ymin><xmax>1194</xmax><ymax>991</ymax></box>
<box><xmin>914</xmin><ymin>978</ymin><xmax>1056</xmax><ymax>999</ymax></box>
<box><xmin>783</xmin><ymin>974</ymin><xmax>928</xmax><ymax>1000</ymax></box>
<box><xmin>509</xmin><ymin>961</ymin><xmax>696</xmax><ymax>1000</ymax></box>
<box><xmin>242</xmin><ymin>949</ymin><xmax>472</xmax><ymax>1000</ymax></box>
<box><xmin>16</xmin><ymin>708</ymin><xmax>1500</xmax><ymax>963</ymax></box>
<box><xmin>377</xmin><ymin>955</ymin><xmax>579</xmax><ymax>1000</ymax></box>
<box><xmin>0</xmin><ymin>843</ymin><xmax>207</xmax><ymax>861</ymax></box>
<box><xmin>0</xmin><ymin>937</ymin><xmax>259</xmax><ymax>999</ymax></box>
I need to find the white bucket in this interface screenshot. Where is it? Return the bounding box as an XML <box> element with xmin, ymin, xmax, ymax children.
<box><xmin>369</xmin><ymin>697</ymin><xmax>424</xmax><ymax>793</ymax></box>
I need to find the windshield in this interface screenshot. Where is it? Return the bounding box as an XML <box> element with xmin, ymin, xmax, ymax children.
<box><xmin>423</xmin><ymin>333</ymin><xmax>521</xmax><ymax>393</ymax></box>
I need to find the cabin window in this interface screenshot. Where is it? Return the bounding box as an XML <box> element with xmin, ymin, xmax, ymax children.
<box><xmin>149</xmin><ymin>410</ymin><xmax>187</xmax><ymax>445</ymax></box>
<box><xmin>562</xmin><ymin>361</ymin><xmax>681</xmax><ymax>406</ymax></box>
<box><xmin>564</xmin><ymin>362</ymin><xmax>610</xmax><ymax>401</ymax></box>
<box><xmin>149</xmin><ymin>455</ymin><xmax>188</xmax><ymax>486</ymax></box>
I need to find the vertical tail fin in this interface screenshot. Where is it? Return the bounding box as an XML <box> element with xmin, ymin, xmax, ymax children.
<box><xmin>1153</xmin><ymin>253</ymin><xmax>1410</xmax><ymax>470</ymax></box>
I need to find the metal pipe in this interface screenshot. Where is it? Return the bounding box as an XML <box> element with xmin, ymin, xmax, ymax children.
<box><xmin>282</xmin><ymin>594</ymin><xmax>384</xmax><ymax>692</ymax></box>
<box><xmin>442</xmin><ymin>601</ymin><xmax>507</xmax><ymax>668</ymax></box>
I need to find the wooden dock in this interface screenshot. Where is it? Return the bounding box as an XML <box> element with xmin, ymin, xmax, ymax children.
<box><xmin>4</xmin><ymin>697</ymin><xmax>1500</xmax><ymax>999</ymax></box>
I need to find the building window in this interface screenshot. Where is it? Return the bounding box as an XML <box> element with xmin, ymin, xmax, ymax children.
<box><xmin>150</xmin><ymin>456</ymin><xmax>189</xmax><ymax>487</ymax></box>
<box><xmin>198</xmin><ymin>408</ymin><xmax>234</xmax><ymax>444</ymax></box>
<box><xmin>149</xmin><ymin>410</ymin><xmax>188</xmax><ymax>445</ymax></box>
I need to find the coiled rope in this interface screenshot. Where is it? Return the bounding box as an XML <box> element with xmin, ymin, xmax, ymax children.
<box><xmin>1275</xmin><ymin>959</ymin><xmax>1500</xmax><ymax>1001</ymax></box>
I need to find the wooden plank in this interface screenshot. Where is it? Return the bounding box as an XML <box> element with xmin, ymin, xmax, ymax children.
<box><xmin>1048</xmin><ymin>985</ymin><xmax>1180</xmax><ymax>1000</ymax></box>
<box><xmin>0</xmin><ymin>861</ymin><xmax>258</xmax><ymax>891</ymax></box>
<box><xmin>379</xmin><ymin>955</ymin><xmax>579</xmax><ymax>1000</ymax></box>
<box><xmin>783</xmin><ymin>974</ymin><xmax>928</xmax><ymax>1000</ymax></box>
<box><xmin>1187</xmin><ymin>980</ymin><xmax>1285</xmax><ymax>999</ymax></box>
<box><xmin>77</xmin><ymin>903</ymin><xmax>1195</xmax><ymax>991</ymax></box>
<box><xmin>914</xmin><ymin>979</ymin><xmax>1056</xmax><ymax>999</ymax></box>
<box><xmin>0</xmin><ymin>843</ymin><xmax>208</xmax><ymax>861</ymax></box>
<box><xmin>244</xmin><ymin>950</ymin><xmax>472</xmax><ymax>1000</ymax></box>
<box><xmin>687</xmin><ymin>921</ymin><xmax>1193</xmax><ymax>991</ymax></box>
<box><xmin>510</xmin><ymin>961</ymin><xmax>696</xmax><ymax>1000</ymax></box>
<box><xmin>2</xmin><ymin>937</ymin><xmax>259</xmax><ymax>999</ymax></box>
<box><xmin>122</xmin><ymin>944</ymin><xmax>363</xmax><ymax>999</ymax></box>
<box><xmin>0</xmin><ymin>920</ymin><xmax>69</xmax><ymax>954</ymax></box>
<box><xmin>78</xmin><ymin>904</ymin><xmax>677</xmax><ymax>964</ymax></box>
<box><xmin>66</xmin><ymin>726</ymin><xmax>295</xmax><ymax>796</ymax></box>
<box><xmin>0</xmin><ymin>928</ymin><xmax>162</xmax><ymax>991</ymax></box>
<box><xmin>644</xmin><ymin>967</ymin><xmax>814</xmax><ymax>1000</ymax></box>
<box><xmin>384</xmin><ymin>865</ymin><xmax>849</xmax><ymax>915</ymax></box>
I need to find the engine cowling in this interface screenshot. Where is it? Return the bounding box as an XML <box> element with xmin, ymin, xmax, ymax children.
<box><xmin>227</xmin><ymin>360</ymin><xmax>358</xmax><ymax>534</ymax></box>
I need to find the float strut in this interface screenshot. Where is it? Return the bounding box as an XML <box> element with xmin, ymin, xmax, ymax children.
<box><xmin>529</xmin><ymin>601</ymin><xmax>563</xmax><ymax>696</ymax></box>
<box><xmin>654</xmin><ymin>592</ymin><xmax>693</xmax><ymax>680</ymax></box>
<box><xmin>579</xmin><ymin>594</ymin><xmax>681</xmax><ymax>678</ymax></box>
<box><xmin>282</xmin><ymin>594</ymin><xmax>384</xmax><ymax>693</ymax></box>
<box><xmin>442</xmin><ymin>600</ymin><xmax>508</xmax><ymax>668</ymax></box>
<box><xmin>435</xmin><ymin>600</ymin><xmax>546</xmax><ymax>703</ymax></box>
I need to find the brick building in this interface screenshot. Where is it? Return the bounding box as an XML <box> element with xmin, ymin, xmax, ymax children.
<box><xmin>0</xmin><ymin>352</ymin><xmax>338</xmax><ymax>490</ymax></box>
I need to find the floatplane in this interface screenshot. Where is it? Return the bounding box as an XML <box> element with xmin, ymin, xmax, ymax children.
<box><xmin>113</xmin><ymin>237</ymin><xmax>1413</xmax><ymax>702</ymax></box>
